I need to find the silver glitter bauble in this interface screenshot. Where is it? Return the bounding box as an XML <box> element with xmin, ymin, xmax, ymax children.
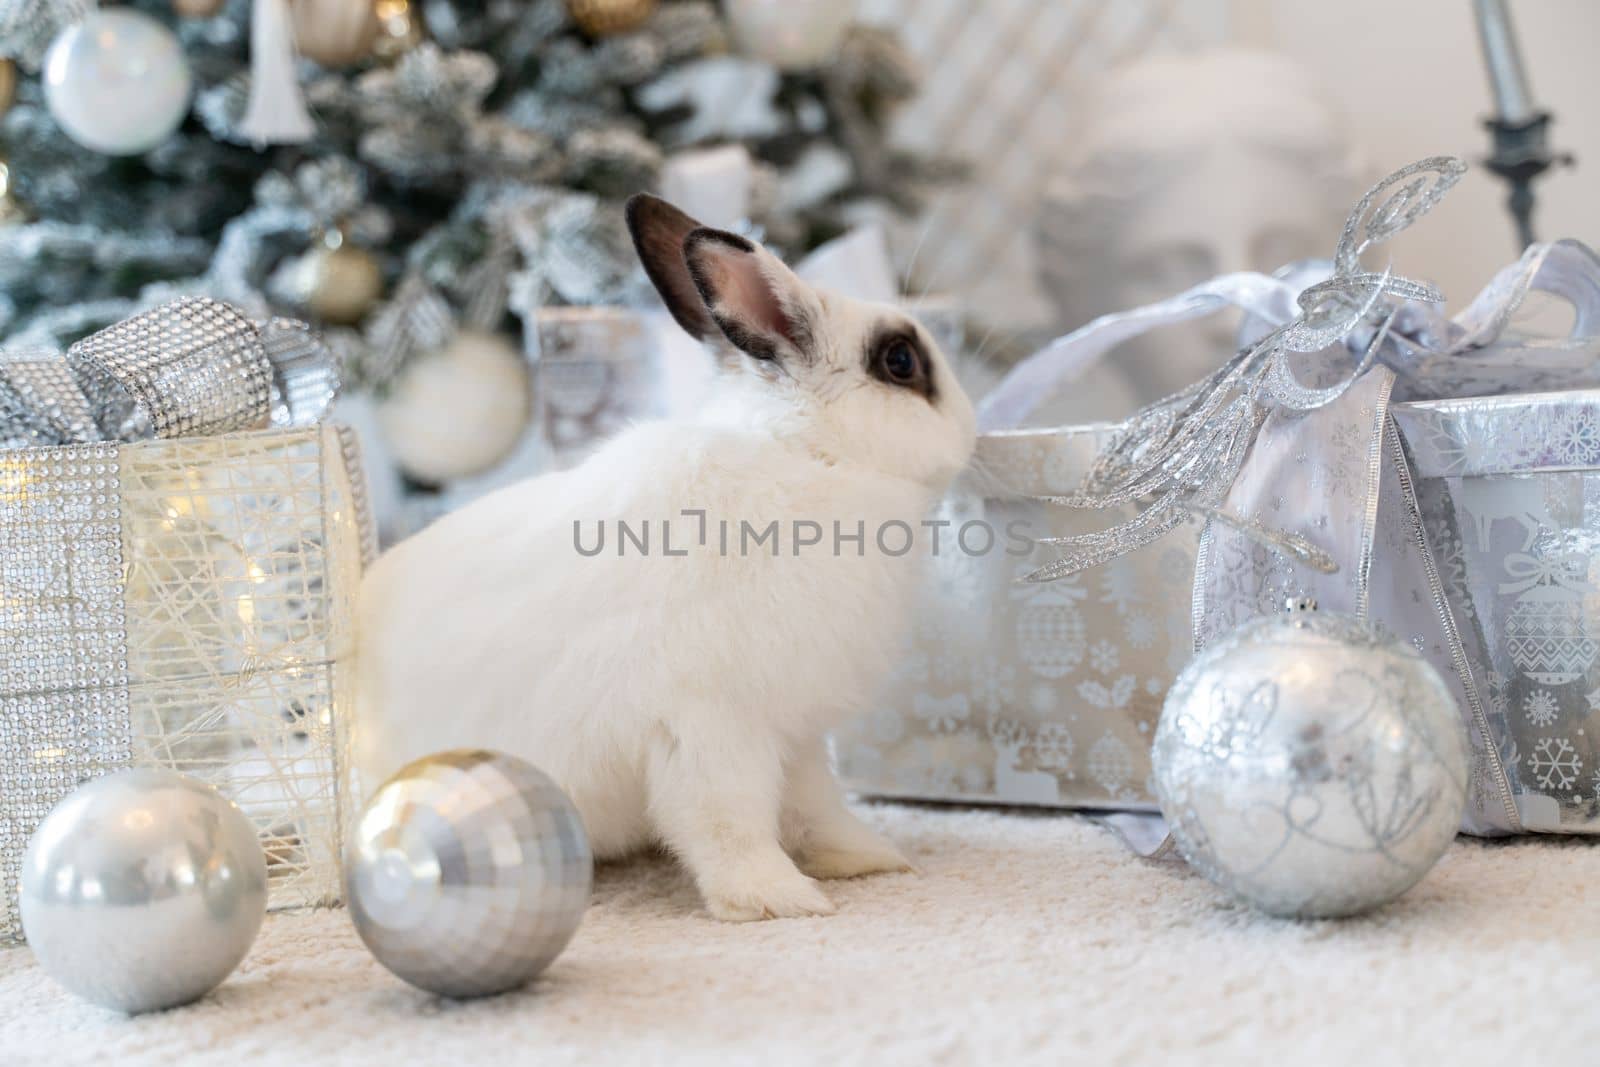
<box><xmin>346</xmin><ymin>750</ymin><xmax>593</xmax><ymax>999</ymax></box>
<box><xmin>18</xmin><ymin>769</ymin><xmax>268</xmax><ymax>1013</ymax></box>
<box><xmin>1153</xmin><ymin>611</ymin><xmax>1469</xmax><ymax>918</ymax></box>
<box><xmin>42</xmin><ymin>10</ymin><xmax>193</xmax><ymax>156</ymax></box>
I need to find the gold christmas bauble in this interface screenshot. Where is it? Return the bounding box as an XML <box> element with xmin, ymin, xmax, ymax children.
<box><xmin>0</xmin><ymin>58</ymin><xmax>15</xmax><ymax>117</ymax></box>
<box><xmin>291</xmin><ymin>0</ymin><xmax>380</xmax><ymax>68</ymax></box>
<box><xmin>304</xmin><ymin>239</ymin><xmax>383</xmax><ymax>325</ymax></box>
<box><xmin>565</xmin><ymin>0</ymin><xmax>657</xmax><ymax>37</ymax></box>
<box><xmin>172</xmin><ymin>0</ymin><xmax>225</xmax><ymax>17</ymax></box>
<box><xmin>370</xmin><ymin>0</ymin><xmax>424</xmax><ymax>61</ymax></box>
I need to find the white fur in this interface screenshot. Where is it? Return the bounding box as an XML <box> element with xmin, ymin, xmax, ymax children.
<box><xmin>356</xmin><ymin>229</ymin><xmax>975</xmax><ymax>922</ymax></box>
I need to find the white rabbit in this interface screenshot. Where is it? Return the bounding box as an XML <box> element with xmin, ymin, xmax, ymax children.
<box><xmin>355</xmin><ymin>195</ymin><xmax>976</xmax><ymax>921</ymax></box>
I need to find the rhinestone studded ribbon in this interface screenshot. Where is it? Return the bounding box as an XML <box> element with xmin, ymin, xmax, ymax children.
<box><xmin>0</xmin><ymin>298</ymin><xmax>338</xmax><ymax>448</ymax></box>
<box><xmin>0</xmin><ymin>298</ymin><xmax>338</xmax><ymax>942</ymax></box>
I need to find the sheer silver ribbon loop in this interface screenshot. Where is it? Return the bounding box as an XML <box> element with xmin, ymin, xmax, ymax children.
<box><xmin>0</xmin><ymin>297</ymin><xmax>338</xmax><ymax>449</ymax></box>
<box><xmin>985</xmin><ymin>157</ymin><xmax>1474</xmax><ymax>582</ymax></box>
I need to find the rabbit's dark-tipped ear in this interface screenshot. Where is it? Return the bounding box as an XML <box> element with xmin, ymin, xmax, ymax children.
<box><xmin>681</xmin><ymin>228</ymin><xmax>814</xmax><ymax>364</ymax></box>
<box><xmin>626</xmin><ymin>194</ymin><xmax>718</xmax><ymax>341</ymax></box>
<box><xmin>627</xmin><ymin>193</ymin><xmax>815</xmax><ymax>364</ymax></box>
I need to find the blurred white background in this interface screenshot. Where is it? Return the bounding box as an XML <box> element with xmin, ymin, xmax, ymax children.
<box><xmin>863</xmin><ymin>0</ymin><xmax>1599</xmax><ymax>332</ymax></box>
<box><xmin>1251</xmin><ymin>0</ymin><xmax>1600</xmax><ymax>321</ymax></box>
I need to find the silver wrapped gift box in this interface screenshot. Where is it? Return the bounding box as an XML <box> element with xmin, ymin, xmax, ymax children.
<box><xmin>833</xmin><ymin>426</ymin><xmax>1196</xmax><ymax>811</ymax></box>
<box><xmin>839</xmin><ymin>158</ymin><xmax>1600</xmax><ymax>836</ymax></box>
<box><xmin>0</xmin><ymin>300</ymin><xmax>371</xmax><ymax>943</ymax></box>
<box><xmin>1399</xmin><ymin>391</ymin><xmax>1600</xmax><ymax>832</ymax></box>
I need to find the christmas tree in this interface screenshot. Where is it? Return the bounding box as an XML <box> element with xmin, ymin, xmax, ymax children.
<box><xmin>0</xmin><ymin>0</ymin><xmax>957</xmax><ymax>527</ymax></box>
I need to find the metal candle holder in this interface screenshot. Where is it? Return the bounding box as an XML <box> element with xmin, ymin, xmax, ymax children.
<box><xmin>1473</xmin><ymin>0</ymin><xmax>1573</xmax><ymax>250</ymax></box>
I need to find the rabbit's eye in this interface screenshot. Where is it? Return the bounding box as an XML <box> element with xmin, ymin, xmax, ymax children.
<box><xmin>867</xmin><ymin>330</ymin><xmax>936</xmax><ymax>401</ymax></box>
<box><xmin>881</xmin><ymin>339</ymin><xmax>920</xmax><ymax>382</ymax></box>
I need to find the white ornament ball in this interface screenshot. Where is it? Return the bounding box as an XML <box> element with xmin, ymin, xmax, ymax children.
<box><xmin>378</xmin><ymin>330</ymin><xmax>531</xmax><ymax>484</ymax></box>
<box><xmin>1153</xmin><ymin>610</ymin><xmax>1470</xmax><ymax>918</ymax></box>
<box><xmin>18</xmin><ymin>769</ymin><xmax>267</xmax><ymax>1013</ymax></box>
<box><xmin>43</xmin><ymin>10</ymin><xmax>193</xmax><ymax>156</ymax></box>
<box><xmin>724</xmin><ymin>0</ymin><xmax>855</xmax><ymax>71</ymax></box>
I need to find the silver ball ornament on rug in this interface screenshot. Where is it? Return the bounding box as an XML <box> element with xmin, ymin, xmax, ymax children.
<box><xmin>43</xmin><ymin>10</ymin><xmax>193</xmax><ymax>155</ymax></box>
<box><xmin>19</xmin><ymin>769</ymin><xmax>268</xmax><ymax>1013</ymax></box>
<box><xmin>1153</xmin><ymin>607</ymin><xmax>1470</xmax><ymax>918</ymax></box>
<box><xmin>346</xmin><ymin>750</ymin><xmax>593</xmax><ymax>999</ymax></box>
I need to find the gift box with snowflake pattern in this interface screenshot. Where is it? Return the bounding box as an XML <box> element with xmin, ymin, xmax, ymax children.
<box><xmin>1398</xmin><ymin>390</ymin><xmax>1600</xmax><ymax>832</ymax></box>
<box><xmin>832</xmin><ymin>425</ymin><xmax>1197</xmax><ymax>811</ymax></box>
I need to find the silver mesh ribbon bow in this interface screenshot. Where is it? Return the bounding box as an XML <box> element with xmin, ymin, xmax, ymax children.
<box><xmin>986</xmin><ymin>157</ymin><xmax>1466</xmax><ymax>582</ymax></box>
<box><xmin>0</xmin><ymin>297</ymin><xmax>340</xmax><ymax>449</ymax></box>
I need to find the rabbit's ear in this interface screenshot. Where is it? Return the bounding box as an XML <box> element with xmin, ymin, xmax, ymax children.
<box><xmin>626</xmin><ymin>194</ymin><xmax>719</xmax><ymax>340</ymax></box>
<box><xmin>682</xmin><ymin>227</ymin><xmax>814</xmax><ymax>364</ymax></box>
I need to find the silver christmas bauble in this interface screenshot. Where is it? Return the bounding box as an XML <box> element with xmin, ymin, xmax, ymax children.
<box><xmin>19</xmin><ymin>769</ymin><xmax>268</xmax><ymax>1013</ymax></box>
<box><xmin>1153</xmin><ymin>611</ymin><xmax>1469</xmax><ymax>918</ymax></box>
<box><xmin>42</xmin><ymin>10</ymin><xmax>193</xmax><ymax>156</ymax></box>
<box><xmin>376</xmin><ymin>329</ymin><xmax>531</xmax><ymax>484</ymax></box>
<box><xmin>725</xmin><ymin>0</ymin><xmax>855</xmax><ymax>70</ymax></box>
<box><xmin>346</xmin><ymin>750</ymin><xmax>593</xmax><ymax>999</ymax></box>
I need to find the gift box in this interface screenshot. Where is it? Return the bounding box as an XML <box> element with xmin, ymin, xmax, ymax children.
<box><xmin>0</xmin><ymin>300</ymin><xmax>371</xmax><ymax>943</ymax></box>
<box><xmin>842</xmin><ymin>157</ymin><xmax>1600</xmax><ymax>836</ymax></box>
<box><xmin>1398</xmin><ymin>391</ymin><xmax>1600</xmax><ymax>832</ymax></box>
<box><xmin>832</xmin><ymin>426</ymin><xmax>1196</xmax><ymax>810</ymax></box>
<box><xmin>537</xmin><ymin>306</ymin><xmax>671</xmax><ymax>467</ymax></box>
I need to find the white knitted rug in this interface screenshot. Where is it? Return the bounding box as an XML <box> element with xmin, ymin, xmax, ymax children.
<box><xmin>2</xmin><ymin>802</ymin><xmax>1594</xmax><ymax>1066</ymax></box>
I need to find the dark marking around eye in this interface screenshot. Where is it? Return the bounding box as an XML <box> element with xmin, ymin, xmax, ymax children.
<box><xmin>864</xmin><ymin>325</ymin><xmax>938</xmax><ymax>403</ymax></box>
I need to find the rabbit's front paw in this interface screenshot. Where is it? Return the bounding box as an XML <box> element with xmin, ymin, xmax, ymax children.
<box><xmin>703</xmin><ymin>857</ymin><xmax>836</xmax><ymax>922</ymax></box>
<box><xmin>796</xmin><ymin>837</ymin><xmax>917</xmax><ymax>880</ymax></box>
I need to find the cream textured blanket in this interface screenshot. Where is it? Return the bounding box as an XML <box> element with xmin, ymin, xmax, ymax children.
<box><xmin>2</xmin><ymin>803</ymin><xmax>1593</xmax><ymax>1065</ymax></box>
